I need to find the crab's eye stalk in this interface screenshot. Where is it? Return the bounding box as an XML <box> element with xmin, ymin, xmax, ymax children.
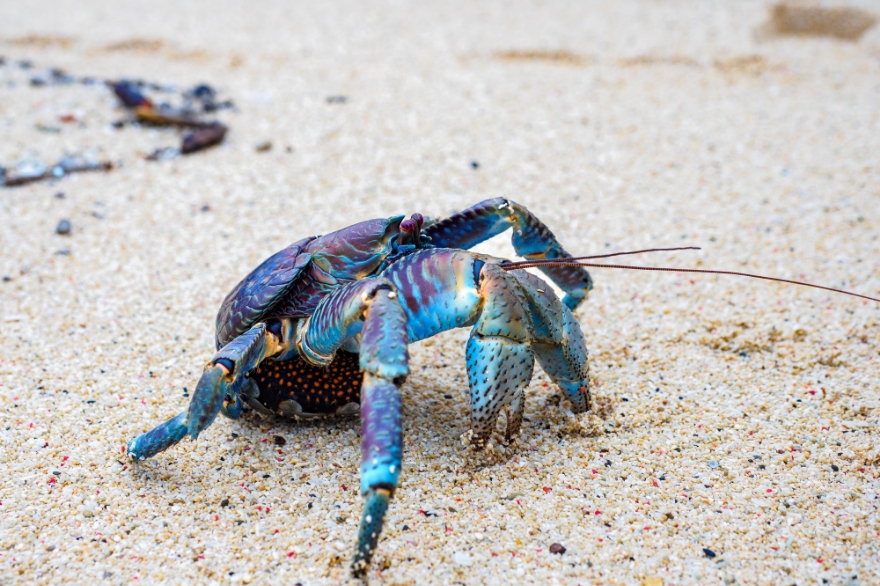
<box><xmin>411</xmin><ymin>213</ymin><xmax>424</xmax><ymax>228</ymax></box>
<box><xmin>398</xmin><ymin>217</ymin><xmax>423</xmax><ymax>249</ymax></box>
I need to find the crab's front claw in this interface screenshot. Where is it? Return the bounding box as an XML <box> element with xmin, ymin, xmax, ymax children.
<box><xmin>186</xmin><ymin>363</ymin><xmax>229</xmax><ymax>440</ymax></box>
<box><xmin>128</xmin><ymin>412</ymin><xmax>188</xmax><ymax>460</ymax></box>
<box><xmin>352</xmin><ymin>487</ymin><xmax>392</xmax><ymax>578</ymax></box>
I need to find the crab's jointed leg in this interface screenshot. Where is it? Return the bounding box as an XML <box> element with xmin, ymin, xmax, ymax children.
<box><xmin>127</xmin><ymin>318</ymin><xmax>297</xmax><ymax>460</ymax></box>
<box><xmin>423</xmin><ymin>197</ymin><xmax>594</xmax><ymax>310</ymax></box>
<box><xmin>295</xmin><ymin>277</ymin><xmax>409</xmax><ymax>577</ymax></box>
<box><xmin>465</xmin><ymin>262</ymin><xmax>535</xmax><ymax>447</ymax></box>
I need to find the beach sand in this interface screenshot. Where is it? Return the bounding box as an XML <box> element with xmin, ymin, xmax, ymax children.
<box><xmin>1</xmin><ymin>1</ymin><xmax>879</xmax><ymax>584</ymax></box>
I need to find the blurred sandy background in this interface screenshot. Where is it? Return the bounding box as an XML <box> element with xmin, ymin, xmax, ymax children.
<box><xmin>1</xmin><ymin>1</ymin><xmax>879</xmax><ymax>584</ymax></box>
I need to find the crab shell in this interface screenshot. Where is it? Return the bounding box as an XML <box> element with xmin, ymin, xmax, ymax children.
<box><xmin>214</xmin><ymin>216</ymin><xmax>410</xmax><ymax>349</ymax></box>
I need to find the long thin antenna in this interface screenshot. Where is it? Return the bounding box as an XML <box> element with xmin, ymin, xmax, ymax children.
<box><xmin>502</xmin><ymin>260</ymin><xmax>880</xmax><ymax>303</ymax></box>
<box><xmin>499</xmin><ymin>246</ymin><xmax>701</xmax><ymax>269</ymax></box>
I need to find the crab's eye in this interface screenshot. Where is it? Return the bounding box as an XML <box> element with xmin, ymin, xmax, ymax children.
<box><xmin>400</xmin><ymin>219</ymin><xmax>416</xmax><ymax>233</ymax></box>
<box><xmin>411</xmin><ymin>213</ymin><xmax>424</xmax><ymax>227</ymax></box>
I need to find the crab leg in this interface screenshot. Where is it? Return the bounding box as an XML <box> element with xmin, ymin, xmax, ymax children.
<box><xmin>507</xmin><ymin>268</ymin><xmax>591</xmax><ymax>413</ymax></box>
<box><xmin>126</xmin><ymin>412</ymin><xmax>189</xmax><ymax>461</ymax></box>
<box><xmin>423</xmin><ymin>197</ymin><xmax>594</xmax><ymax>309</ymax></box>
<box><xmin>296</xmin><ymin>278</ymin><xmax>409</xmax><ymax>577</ymax></box>
<box><xmin>128</xmin><ymin>318</ymin><xmax>297</xmax><ymax>460</ymax></box>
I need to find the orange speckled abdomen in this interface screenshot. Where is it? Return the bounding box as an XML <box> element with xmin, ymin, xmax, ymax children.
<box><xmin>249</xmin><ymin>351</ymin><xmax>363</xmax><ymax>416</ymax></box>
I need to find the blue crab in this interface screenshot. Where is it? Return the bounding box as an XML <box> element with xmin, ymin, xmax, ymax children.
<box><xmin>128</xmin><ymin>198</ymin><xmax>595</xmax><ymax>576</ymax></box>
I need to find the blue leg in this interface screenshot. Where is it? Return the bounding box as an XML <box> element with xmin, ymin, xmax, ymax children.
<box><xmin>295</xmin><ymin>278</ymin><xmax>409</xmax><ymax>577</ymax></box>
<box><xmin>423</xmin><ymin>198</ymin><xmax>593</xmax><ymax>309</ymax></box>
<box><xmin>353</xmin><ymin>373</ymin><xmax>401</xmax><ymax>576</ymax></box>
<box><xmin>128</xmin><ymin>318</ymin><xmax>296</xmax><ymax>461</ymax></box>
<box><xmin>127</xmin><ymin>412</ymin><xmax>188</xmax><ymax>460</ymax></box>
<box><xmin>507</xmin><ymin>268</ymin><xmax>592</xmax><ymax>413</ymax></box>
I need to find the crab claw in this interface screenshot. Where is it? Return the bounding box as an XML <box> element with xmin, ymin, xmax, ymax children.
<box><xmin>351</xmin><ymin>488</ymin><xmax>392</xmax><ymax>578</ymax></box>
<box><xmin>186</xmin><ymin>364</ymin><xmax>228</xmax><ymax>439</ymax></box>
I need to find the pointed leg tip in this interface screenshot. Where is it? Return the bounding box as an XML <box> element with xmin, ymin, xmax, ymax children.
<box><xmin>126</xmin><ymin>439</ymin><xmax>142</xmax><ymax>461</ymax></box>
<box><xmin>351</xmin><ymin>488</ymin><xmax>392</xmax><ymax>578</ymax></box>
<box><xmin>351</xmin><ymin>561</ymin><xmax>368</xmax><ymax>579</ymax></box>
<box><xmin>127</xmin><ymin>411</ymin><xmax>190</xmax><ymax>460</ymax></box>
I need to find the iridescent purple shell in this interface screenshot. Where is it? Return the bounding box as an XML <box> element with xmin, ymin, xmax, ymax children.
<box><xmin>215</xmin><ymin>236</ymin><xmax>314</xmax><ymax>348</ymax></box>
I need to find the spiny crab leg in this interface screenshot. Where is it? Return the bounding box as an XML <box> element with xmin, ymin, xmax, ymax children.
<box><xmin>127</xmin><ymin>318</ymin><xmax>297</xmax><ymax>460</ymax></box>
<box><xmin>353</xmin><ymin>372</ymin><xmax>402</xmax><ymax>576</ymax></box>
<box><xmin>295</xmin><ymin>277</ymin><xmax>409</xmax><ymax>576</ymax></box>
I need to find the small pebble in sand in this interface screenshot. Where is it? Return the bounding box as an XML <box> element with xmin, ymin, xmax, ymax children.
<box><xmin>453</xmin><ymin>551</ymin><xmax>473</xmax><ymax>565</ymax></box>
<box><xmin>703</xmin><ymin>548</ymin><xmax>717</xmax><ymax>558</ymax></box>
<box><xmin>471</xmin><ymin>160</ymin><xmax>479</xmax><ymax>169</ymax></box>
<box><xmin>54</xmin><ymin>191</ymin><xmax>65</xmax><ymax>199</ymax></box>
<box><xmin>191</xmin><ymin>84</ymin><xmax>216</xmax><ymax>100</ymax></box>
<box><xmin>256</xmin><ymin>140</ymin><xmax>273</xmax><ymax>152</ymax></box>
<box><xmin>549</xmin><ymin>542</ymin><xmax>566</xmax><ymax>555</ymax></box>
<box><xmin>831</xmin><ymin>464</ymin><xmax>839</xmax><ymax>472</ymax></box>
<box><xmin>56</xmin><ymin>219</ymin><xmax>71</xmax><ymax>235</ymax></box>
<box><xmin>274</xmin><ymin>435</ymin><xmax>287</xmax><ymax>446</ymax></box>
<box><xmin>182</xmin><ymin>123</ymin><xmax>227</xmax><ymax>154</ymax></box>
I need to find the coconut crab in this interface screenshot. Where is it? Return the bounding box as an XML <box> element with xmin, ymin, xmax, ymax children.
<box><xmin>127</xmin><ymin>198</ymin><xmax>596</xmax><ymax>576</ymax></box>
<box><xmin>127</xmin><ymin>197</ymin><xmax>878</xmax><ymax>577</ymax></box>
